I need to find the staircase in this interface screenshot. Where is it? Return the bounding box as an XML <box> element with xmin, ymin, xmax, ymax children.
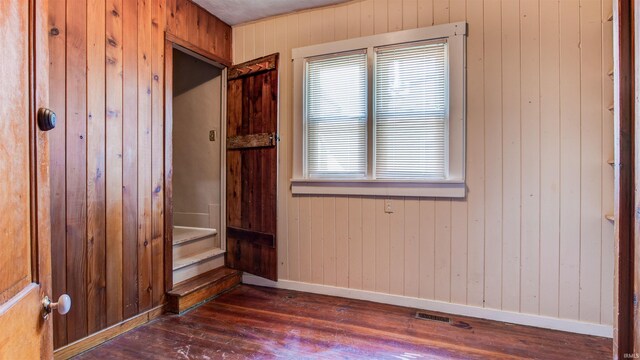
<box><xmin>172</xmin><ymin>226</ymin><xmax>225</xmax><ymax>285</ymax></box>
<box><xmin>167</xmin><ymin>267</ymin><xmax>241</xmax><ymax>313</ymax></box>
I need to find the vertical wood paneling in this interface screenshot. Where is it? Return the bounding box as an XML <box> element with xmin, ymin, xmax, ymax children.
<box><xmin>375</xmin><ymin>198</ymin><xmax>390</xmax><ymax>293</ymax></box>
<box><xmin>360</xmin><ymin>0</ymin><xmax>374</xmax><ymax>36</ymax></box>
<box><xmin>362</xmin><ymin>198</ymin><xmax>376</xmax><ymax>291</ymax></box>
<box><xmin>464</xmin><ymin>0</ymin><xmax>485</xmax><ymax>308</ymax></box>
<box><xmin>121</xmin><ymin>0</ymin><xmax>139</xmax><ymax>320</ymax></box>
<box><xmin>106</xmin><ymin>0</ymin><xmax>124</xmax><ymax>326</ymax></box>
<box><xmin>137</xmin><ymin>0</ymin><xmax>153</xmax><ymax>313</ymax></box>
<box><xmin>311</xmin><ymin>197</ymin><xmax>324</xmax><ymax>284</ymax></box>
<box><xmin>50</xmin><ymin>0</ymin><xmax>233</xmax><ymax>348</ymax></box>
<box><xmin>388</xmin><ymin>0</ymin><xmax>403</xmax><ymax>31</ymax></box>
<box><xmin>402</xmin><ymin>0</ymin><xmax>417</xmax><ymax>30</ymax></box>
<box><xmin>417</xmin><ymin>0</ymin><xmax>433</xmax><ymax>27</ymax></box>
<box><xmin>483</xmin><ymin>0</ymin><xmax>503</xmax><ymax>310</ymax></box>
<box><xmin>404</xmin><ymin>199</ymin><xmax>420</xmax><ymax>297</ymax></box>
<box><xmin>539</xmin><ymin>0</ymin><xmax>561</xmax><ymax>318</ymax></box>
<box><xmin>519</xmin><ymin>0</ymin><xmax>541</xmax><ymax>315</ymax></box>
<box><xmin>578</xmin><ymin>0</ymin><xmax>603</xmax><ymax>323</ymax></box>
<box><xmin>348</xmin><ymin>2</ymin><xmax>361</xmax><ymax>38</ymax></box>
<box><xmin>348</xmin><ymin>197</ymin><xmax>363</xmax><ymax>289</ymax></box>
<box><xmin>448</xmin><ymin>0</ymin><xmax>466</xmax><ymax>307</ymax></box>
<box><xmin>49</xmin><ymin>0</ymin><xmax>67</xmax><ymax>347</ymax></box>
<box><xmin>335</xmin><ymin>197</ymin><xmax>350</xmax><ymax>288</ymax></box>
<box><xmin>558</xmin><ymin>0</ymin><xmax>581</xmax><ymax>321</ymax></box>
<box><xmin>389</xmin><ymin>198</ymin><xmax>405</xmax><ymax>295</ymax></box>
<box><xmin>65</xmin><ymin>0</ymin><xmax>88</xmax><ymax>342</ymax></box>
<box><xmin>374</xmin><ymin>0</ymin><xmax>388</xmax><ymax>34</ymax></box>
<box><xmin>299</xmin><ymin>196</ymin><xmax>312</xmax><ymax>282</ymax></box>
<box><xmin>434</xmin><ymin>200</ymin><xmax>451</xmax><ymax>301</ymax></box>
<box><xmin>500</xmin><ymin>0</ymin><xmax>521</xmax><ymax>313</ymax></box>
<box><xmin>600</xmin><ymin>0</ymin><xmax>614</xmax><ymax>326</ymax></box>
<box><xmin>419</xmin><ymin>199</ymin><xmax>436</xmax><ymax>299</ymax></box>
<box><xmin>233</xmin><ymin>0</ymin><xmax>614</xmax><ymax>328</ymax></box>
<box><xmin>86</xmin><ymin>0</ymin><xmax>108</xmax><ymax>332</ymax></box>
<box><xmin>323</xmin><ymin>197</ymin><xmax>337</xmax><ymax>286</ymax></box>
<box><xmin>150</xmin><ymin>0</ymin><xmax>166</xmax><ymax>307</ymax></box>
<box><xmin>334</xmin><ymin>6</ymin><xmax>348</xmax><ymax>40</ymax></box>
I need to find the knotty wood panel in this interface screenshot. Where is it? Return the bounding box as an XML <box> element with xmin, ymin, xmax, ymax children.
<box><xmin>232</xmin><ymin>0</ymin><xmax>615</xmax><ymax>327</ymax></box>
<box><xmin>106</xmin><ymin>0</ymin><xmax>124</xmax><ymax>327</ymax></box>
<box><xmin>166</xmin><ymin>0</ymin><xmax>232</xmax><ymax>66</ymax></box>
<box><xmin>87</xmin><ymin>0</ymin><xmax>107</xmax><ymax>334</ymax></box>
<box><xmin>48</xmin><ymin>0</ymin><xmax>232</xmax><ymax>349</ymax></box>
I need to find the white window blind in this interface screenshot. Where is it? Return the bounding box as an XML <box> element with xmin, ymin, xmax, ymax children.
<box><xmin>306</xmin><ymin>51</ymin><xmax>368</xmax><ymax>178</ymax></box>
<box><xmin>375</xmin><ymin>41</ymin><xmax>448</xmax><ymax>179</ymax></box>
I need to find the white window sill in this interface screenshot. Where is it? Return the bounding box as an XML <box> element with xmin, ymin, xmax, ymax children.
<box><xmin>290</xmin><ymin>179</ymin><xmax>466</xmax><ymax>198</ymax></box>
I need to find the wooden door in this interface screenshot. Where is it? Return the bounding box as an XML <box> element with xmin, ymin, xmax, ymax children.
<box><xmin>226</xmin><ymin>54</ymin><xmax>279</xmax><ymax>281</ymax></box>
<box><xmin>0</xmin><ymin>0</ymin><xmax>53</xmax><ymax>358</ymax></box>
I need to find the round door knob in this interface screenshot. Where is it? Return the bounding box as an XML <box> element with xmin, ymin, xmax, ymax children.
<box><xmin>55</xmin><ymin>294</ymin><xmax>72</xmax><ymax>315</ymax></box>
<box><xmin>43</xmin><ymin>294</ymin><xmax>72</xmax><ymax>317</ymax></box>
<box><xmin>37</xmin><ymin>108</ymin><xmax>56</xmax><ymax>131</ymax></box>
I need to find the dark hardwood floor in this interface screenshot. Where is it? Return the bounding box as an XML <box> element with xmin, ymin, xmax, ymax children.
<box><xmin>76</xmin><ymin>285</ymin><xmax>611</xmax><ymax>359</ymax></box>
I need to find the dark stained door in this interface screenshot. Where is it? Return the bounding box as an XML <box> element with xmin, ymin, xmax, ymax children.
<box><xmin>226</xmin><ymin>54</ymin><xmax>279</xmax><ymax>281</ymax></box>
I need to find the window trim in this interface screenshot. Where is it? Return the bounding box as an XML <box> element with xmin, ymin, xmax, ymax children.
<box><xmin>291</xmin><ymin>22</ymin><xmax>467</xmax><ymax>198</ymax></box>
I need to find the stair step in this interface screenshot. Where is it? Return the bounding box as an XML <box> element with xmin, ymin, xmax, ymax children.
<box><xmin>168</xmin><ymin>267</ymin><xmax>241</xmax><ymax>313</ymax></box>
<box><xmin>173</xmin><ymin>226</ymin><xmax>217</xmax><ymax>246</ymax></box>
<box><xmin>173</xmin><ymin>248</ymin><xmax>225</xmax><ymax>271</ymax></box>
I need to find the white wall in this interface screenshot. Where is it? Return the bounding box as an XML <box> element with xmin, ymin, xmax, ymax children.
<box><xmin>173</xmin><ymin>49</ymin><xmax>223</xmax><ymax>236</ymax></box>
<box><xmin>232</xmin><ymin>0</ymin><xmax>614</xmax><ymax>328</ymax></box>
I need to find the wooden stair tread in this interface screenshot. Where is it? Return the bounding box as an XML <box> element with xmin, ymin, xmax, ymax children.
<box><xmin>169</xmin><ymin>267</ymin><xmax>240</xmax><ymax>296</ymax></box>
<box><xmin>167</xmin><ymin>267</ymin><xmax>242</xmax><ymax>313</ymax></box>
<box><xmin>173</xmin><ymin>248</ymin><xmax>225</xmax><ymax>271</ymax></box>
<box><xmin>173</xmin><ymin>226</ymin><xmax>217</xmax><ymax>246</ymax></box>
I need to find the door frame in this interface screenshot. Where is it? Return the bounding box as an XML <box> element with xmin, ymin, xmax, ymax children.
<box><xmin>613</xmin><ymin>0</ymin><xmax>637</xmax><ymax>357</ymax></box>
<box><xmin>163</xmin><ymin>34</ymin><xmax>228</xmax><ymax>291</ymax></box>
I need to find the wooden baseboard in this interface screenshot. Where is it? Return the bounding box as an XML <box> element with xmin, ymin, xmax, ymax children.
<box><xmin>53</xmin><ymin>305</ymin><xmax>166</xmax><ymax>359</ymax></box>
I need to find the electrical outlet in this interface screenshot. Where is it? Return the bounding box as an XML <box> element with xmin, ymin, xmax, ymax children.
<box><xmin>384</xmin><ymin>199</ymin><xmax>393</xmax><ymax>213</ymax></box>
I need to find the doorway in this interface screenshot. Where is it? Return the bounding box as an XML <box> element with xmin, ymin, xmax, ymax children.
<box><xmin>170</xmin><ymin>45</ymin><xmax>227</xmax><ymax>286</ymax></box>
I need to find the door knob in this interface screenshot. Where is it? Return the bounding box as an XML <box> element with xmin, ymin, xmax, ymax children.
<box><xmin>37</xmin><ymin>108</ymin><xmax>56</xmax><ymax>131</ymax></box>
<box><xmin>42</xmin><ymin>294</ymin><xmax>71</xmax><ymax>319</ymax></box>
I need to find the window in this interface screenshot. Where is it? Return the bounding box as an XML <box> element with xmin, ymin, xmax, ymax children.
<box><xmin>292</xmin><ymin>22</ymin><xmax>466</xmax><ymax>197</ymax></box>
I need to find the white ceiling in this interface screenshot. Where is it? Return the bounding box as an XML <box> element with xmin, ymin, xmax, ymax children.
<box><xmin>194</xmin><ymin>0</ymin><xmax>350</xmax><ymax>25</ymax></box>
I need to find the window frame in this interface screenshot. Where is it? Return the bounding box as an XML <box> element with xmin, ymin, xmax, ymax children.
<box><xmin>291</xmin><ymin>22</ymin><xmax>467</xmax><ymax>198</ymax></box>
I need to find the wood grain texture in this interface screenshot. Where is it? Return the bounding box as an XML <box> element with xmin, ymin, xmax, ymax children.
<box><xmin>47</xmin><ymin>0</ymin><xmax>233</xmax><ymax>349</ymax></box>
<box><xmin>86</xmin><ymin>0</ymin><xmax>107</xmax><ymax>334</ymax></box>
<box><xmin>232</xmin><ymin>0</ymin><xmax>615</xmax><ymax>326</ymax></box>
<box><xmin>165</xmin><ymin>0</ymin><xmax>231</xmax><ymax>65</ymax></box>
<box><xmin>77</xmin><ymin>285</ymin><xmax>612</xmax><ymax>360</ymax></box>
<box><xmin>65</xmin><ymin>0</ymin><xmax>89</xmax><ymax>342</ymax></box>
<box><xmin>227</xmin><ymin>132</ymin><xmax>277</xmax><ymax>149</ymax></box>
<box><xmin>613</xmin><ymin>0</ymin><xmax>635</xmax><ymax>357</ymax></box>
<box><xmin>48</xmin><ymin>0</ymin><xmax>68</xmax><ymax>347</ymax></box>
<box><xmin>166</xmin><ymin>267</ymin><xmax>241</xmax><ymax>313</ymax></box>
<box><xmin>121</xmin><ymin>0</ymin><xmax>139</xmax><ymax>320</ymax></box>
<box><xmin>0</xmin><ymin>0</ymin><xmax>53</xmax><ymax>356</ymax></box>
<box><xmin>151</xmin><ymin>0</ymin><xmax>166</xmax><ymax>308</ymax></box>
<box><xmin>106</xmin><ymin>0</ymin><xmax>124</xmax><ymax>327</ymax></box>
<box><xmin>226</xmin><ymin>54</ymin><xmax>279</xmax><ymax>281</ymax></box>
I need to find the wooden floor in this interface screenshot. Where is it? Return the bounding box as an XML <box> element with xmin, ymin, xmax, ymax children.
<box><xmin>77</xmin><ymin>285</ymin><xmax>611</xmax><ymax>359</ymax></box>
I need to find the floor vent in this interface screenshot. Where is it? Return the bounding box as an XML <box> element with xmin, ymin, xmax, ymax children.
<box><xmin>415</xmin><ymin>311</ymin><xmax>451</xmax><ymax>323</ymax></box>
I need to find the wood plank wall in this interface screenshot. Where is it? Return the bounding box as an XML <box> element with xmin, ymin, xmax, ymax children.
<box><xmin>232</xmin><ymin>0</ymin><xmax>615</xmax><ymax>326</ymax></box>
<box><xmin>48</xmin><ymin>0</ymin><xmax>231</xmax><ymax>348</ymax></box>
